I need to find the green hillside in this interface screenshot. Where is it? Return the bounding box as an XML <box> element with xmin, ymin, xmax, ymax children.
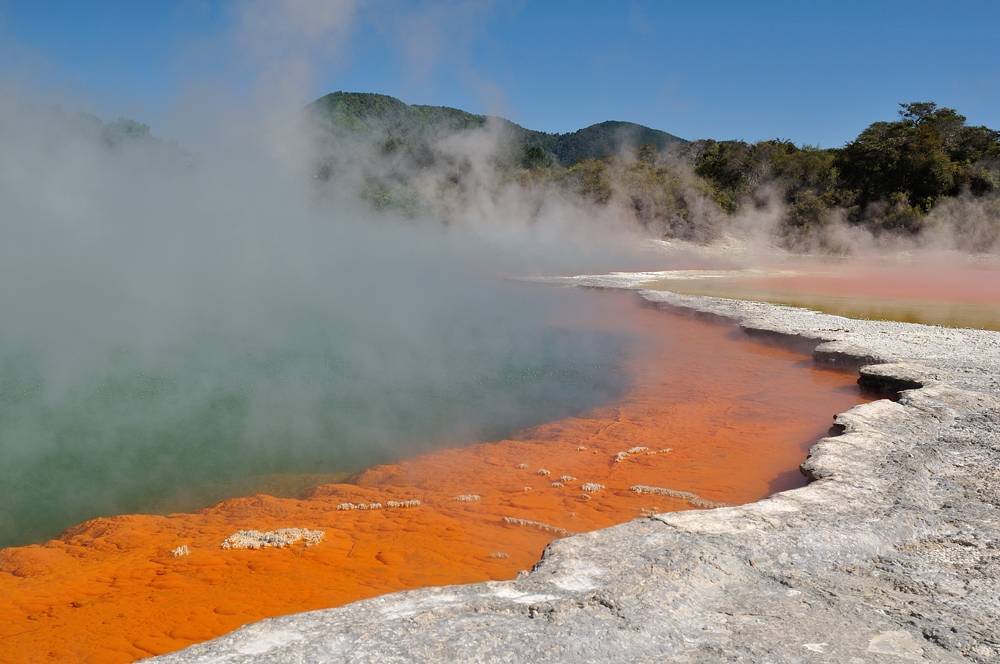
<box><xmin>307</xmin><ymin>93</ymin><xmax>1000</xmax><ymax>251</ymax></box>
<box><xmin>308</xmin><ymin>91</ymin><xmax>687</xmax><ymax>166</ymax></box>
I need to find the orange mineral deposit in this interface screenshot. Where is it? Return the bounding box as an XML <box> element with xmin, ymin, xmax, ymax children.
<box><xmin>0</xmin><ymin>291</ymin><xmax>869</xmax><ymax>662</ymax></box>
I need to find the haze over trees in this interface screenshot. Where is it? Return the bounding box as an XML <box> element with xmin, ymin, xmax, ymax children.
<box><xmin>100</xmin><ymin>93</ymin><xmax>1000</xmax><ymax>252</ymax></box>
<box><xmin>310</xmin><ymin>92</ymin><xmax>686</xmax><ymax>166</ymax></box>
<box><xmin>306</xmin><ymin>94</ymin><xmax>1000</xmax><ymax>252</ymax></box>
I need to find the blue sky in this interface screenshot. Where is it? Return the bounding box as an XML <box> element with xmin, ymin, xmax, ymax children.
<box><xmin>2</xmin><ymin>0</ymin><xmax>998</xmax><ymax>146</ymax></box>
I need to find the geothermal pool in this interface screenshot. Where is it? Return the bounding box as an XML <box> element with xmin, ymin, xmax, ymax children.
<box><xmin>0</xmin><ymin>282</ymin><xmax>630</xmax><ymax>547</ymax></box>
<box><xmin>648</xmin><ymin>254</ymin><xmax>1000</xmax><ymax>330</ymax></box>
<box><xmin>0</xmin><ymin>288</ymin><xmax>869</xmax><ymax>663</ymax></box>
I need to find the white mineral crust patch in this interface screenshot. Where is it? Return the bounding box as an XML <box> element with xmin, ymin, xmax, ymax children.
<box><xmin>220</xmin><ymin>528</ymin><xmax>324</xmax><ymax>550</ymax></box>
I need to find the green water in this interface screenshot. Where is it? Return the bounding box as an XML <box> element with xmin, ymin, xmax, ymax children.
<box><xmin>0</xmin><ymin>284</ymin><xmax>629</xmax><ymax>547</ymax></box>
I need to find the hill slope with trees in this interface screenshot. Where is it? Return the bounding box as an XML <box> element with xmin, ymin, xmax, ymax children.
<box><xmin>309</xmin><ymin>92</ymin><xmax>688</xmax><ymax>166</ymax></box>
<box><xmin>308</xmin><ymin>94</ymin><xmax>1000</xmax><ymax>251</ymax></box>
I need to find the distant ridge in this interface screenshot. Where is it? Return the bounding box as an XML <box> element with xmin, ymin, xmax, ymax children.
<box><xmin>308</xmin><ymin>91</ymin><xmax>687</xmax><ymax>165</ymax></box>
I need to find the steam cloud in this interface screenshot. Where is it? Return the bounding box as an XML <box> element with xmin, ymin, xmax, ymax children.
<box><xmin>0</xmin><ymin>3</ymin><xmax>659</xmax><ymax>546</ymax></box>
<box><xmin>3</xmin><ymin>1</ymin><xmax>992</xmax><ymax>547</ymax></box>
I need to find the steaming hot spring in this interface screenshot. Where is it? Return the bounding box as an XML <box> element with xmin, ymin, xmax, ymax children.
<box><xmin>4</xmin><ymin>1</ymin><xmax>1000</xmax><ymax>660</ymax></box>
<box><xmin>2</xmin><ymin>189</ymin><xmax>998</xmax><ymax>661</ymax></box>
<box><xmin>0</xmin><ymin>256</ymin><xmax>882</xmax><ymax>661</ymax></box>
<box><xmin>2</xmin><ymin>75</ymin><xmax>999</xmax><ymax>664</ymax></box>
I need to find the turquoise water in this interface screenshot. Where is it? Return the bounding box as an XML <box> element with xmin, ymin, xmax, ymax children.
<box><xmin>0</xmin><ymin>283</ymin><xmax>629</xmax><ymax>547</ymax></box>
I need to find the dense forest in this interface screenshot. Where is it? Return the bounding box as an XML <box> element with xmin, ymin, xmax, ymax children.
<box><xmin>690</xmin><ymin>102</ymin><xmax>1000</xmax><ymax>248</ymax></box>
<box><xmin>311</xmin><ymin>93</ymin><xmax>1000</xmax><ymax>252</ymax></box>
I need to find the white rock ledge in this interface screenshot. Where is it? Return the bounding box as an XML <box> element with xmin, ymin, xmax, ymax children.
<box><xmin>149</xmin><ymin>287</ymin><xmax>1000</xmax><ymax>663</ymax></box>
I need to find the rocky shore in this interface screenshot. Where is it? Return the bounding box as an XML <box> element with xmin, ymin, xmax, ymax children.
<box><xmin>151</xmin><ymin>285</ymin><xmax>1000</xmax><ymax>663</ymax></box>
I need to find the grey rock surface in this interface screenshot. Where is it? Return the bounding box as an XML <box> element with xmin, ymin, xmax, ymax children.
<box><xmin>150</xmin><ymin>287</ymin><xmax>1000</xmax><ymax>663</ymax></box>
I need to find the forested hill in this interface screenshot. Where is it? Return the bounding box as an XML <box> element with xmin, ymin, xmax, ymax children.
<box><xmin>44</xmin><ymin>94</ymin><xmax>1000</xmax><ymax>252</ymax></box>
<box><xmin>308</xmin><ymin>91</ymin><xmax>687</xmax><ymax>166</ymax></box>
<box><xmin>308</xmin><ymin>93</ymin><xmax>1000</xmax><ymax>251</ymax></box>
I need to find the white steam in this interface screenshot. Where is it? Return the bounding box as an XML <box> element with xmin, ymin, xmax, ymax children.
<box><xmin>0</xmin><ymin>3</ymin><xmax>658</xmax><ymax>545</ymax></box>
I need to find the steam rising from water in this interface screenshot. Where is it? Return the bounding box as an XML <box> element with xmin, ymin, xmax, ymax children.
<box><xmin>0</xmin><ymin>89</ymin><xmax>651</xmax><ymax>545</ymax></box>
<box><xmin>5</xmin><ymin>1</ymin><xmax>991</xmax><ymax>548</ymax></box>
<box><xmin>0</xmin><ymin>0</ymin><xmax>669</xmax><ymax>545</ymax></box>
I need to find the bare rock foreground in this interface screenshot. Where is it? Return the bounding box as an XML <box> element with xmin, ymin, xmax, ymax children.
<box><xmin>150</xmin><ymin>286</ymin><xmax>1000</xmax><ymax>663</ymax></box>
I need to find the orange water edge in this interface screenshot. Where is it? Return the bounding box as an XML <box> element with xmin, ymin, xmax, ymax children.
<box><xmin>0</xmin><ymin>292</ymin><xmax>870</xmax><ymax>663</ymax></box>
